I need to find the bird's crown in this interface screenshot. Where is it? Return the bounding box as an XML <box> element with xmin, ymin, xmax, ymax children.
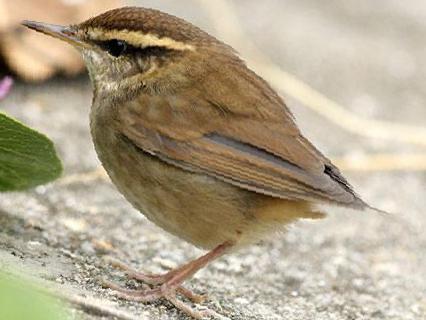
<box><xmin>76</xmin><ymin>7</ymin><xmax>216</xmax><ymax>52</ymax></box>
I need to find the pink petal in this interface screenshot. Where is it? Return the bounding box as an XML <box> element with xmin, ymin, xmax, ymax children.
<box><xmin>0</xmin><ymin>76</ymin><xmax>14</xmax><ymax>100</ymax></box>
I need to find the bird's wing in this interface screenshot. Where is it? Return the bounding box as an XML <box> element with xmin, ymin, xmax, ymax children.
<box><xmin>118</xmin><ymin>65</ymin><xmax>366</xmax><ymax>208</ymax></box>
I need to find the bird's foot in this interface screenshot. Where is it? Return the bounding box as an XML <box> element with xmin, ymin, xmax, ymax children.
<box><xmin>102</xmin><ymin>242</ymin><xmax>232</xmax><ymax>319</ymax></box>
<box><xmin>104</xmin><ymin>257</ymin><xmax>206</xmax><ymax>303</ymax></box>
<box><xmin>102</xmin><ymin>278</ymin><xmax>212</xmax><ymax>319</ymax></box>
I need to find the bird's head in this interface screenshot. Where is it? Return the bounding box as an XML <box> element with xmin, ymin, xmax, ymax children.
<box><xmin>23</xmin><ymin>7</ymin><xmax>233</xmax><ymax>100</ymax></box>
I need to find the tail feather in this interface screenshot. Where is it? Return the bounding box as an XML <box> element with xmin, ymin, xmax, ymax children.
<box><xmin>322</xmin><ymin>164</ymin><xmax>390</xmax><ymax>215</ymax></box>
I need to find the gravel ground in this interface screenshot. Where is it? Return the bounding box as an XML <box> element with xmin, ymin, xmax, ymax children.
<box><xmin>0</xmin><ymin>1</ymin><xmax>425</xmax><ymax>319</ymax></box>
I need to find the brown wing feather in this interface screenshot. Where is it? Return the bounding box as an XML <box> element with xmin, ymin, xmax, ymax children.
<box><xmin>118</xmin><ymin>59</ymin><xmax>367</xmax><ymax>209</ymax></box>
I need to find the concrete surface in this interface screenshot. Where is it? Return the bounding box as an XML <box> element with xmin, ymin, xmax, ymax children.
<box><xmin>0</xmin><ymin>1</ymin><xmax>425</xmax><ymax>319</ymax></box>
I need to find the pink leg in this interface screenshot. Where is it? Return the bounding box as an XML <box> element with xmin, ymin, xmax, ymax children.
<box><xmin>103</xmin><ymin>242</ymin><xmax>233</xmax><ymax>319</ymax></box>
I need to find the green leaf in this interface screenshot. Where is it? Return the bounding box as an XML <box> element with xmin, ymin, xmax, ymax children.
<box><xmin>0</xmin><ymin>113</ymin><xmax>62</xmax><ymax>191</ymax></box>
<box><xmin>0</xmin><ymin>273</ymin><xmax>66</xmax><ymax>320</ymax></box>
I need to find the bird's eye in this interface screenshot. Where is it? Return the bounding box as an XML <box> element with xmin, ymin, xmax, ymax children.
<box><xmin>103</xmin><ymin>39</ymin><xmax>128</xmax><ymax>57</ymax></box>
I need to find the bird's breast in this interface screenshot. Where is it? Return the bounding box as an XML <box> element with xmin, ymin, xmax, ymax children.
<box><xmin>89</xmin><ymin>104</ymin><xmax>250</xmax><ymax>249</ymax></box>
<box><xmin>89</xmin><ymin>99</ymin><xmax>322</xmax><ymax>250</ymax></box>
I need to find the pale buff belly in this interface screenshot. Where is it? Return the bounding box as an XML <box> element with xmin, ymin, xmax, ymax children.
<box><xmin>91</xmin><ymin>123</ymin><xmax>319</xmax><ymax>250</ymax></box>
<box><xmin>94</xmin><ymin>133</ymin><xmax>257</xmax><ymax>249</ymax></box>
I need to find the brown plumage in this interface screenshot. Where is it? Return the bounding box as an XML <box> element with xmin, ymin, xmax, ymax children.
<box><xmin>79</xmin><ymin>7</ymin><xmax>210</xmax><ymax>43</ymax></box>
<box><xmin>23</xmin><ymin>7</ymin><xmax>375</xmax><ymax>319</ymax></box>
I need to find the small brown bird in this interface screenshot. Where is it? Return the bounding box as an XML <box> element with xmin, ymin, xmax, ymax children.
<box><xmin>23</xmin><ymin>7</ymin><xmax>378</xmax><ymax>319</ymax></box>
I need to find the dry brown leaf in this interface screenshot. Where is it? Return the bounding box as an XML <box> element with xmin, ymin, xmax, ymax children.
<box><xmin>0</xmin><ymin>0</ymin><xmax>122</xmax><ymax>81</ymax></box>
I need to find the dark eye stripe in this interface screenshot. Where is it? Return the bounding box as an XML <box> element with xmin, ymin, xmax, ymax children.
<box><xmin>100</xmin><ymin>39</ymin><xmax>131</xmax><ymax>57</ymax></box>
<box><xmin>97</xmin><ymin>39</ymin><xmax>175</xmax><ymax>58</ymax></box>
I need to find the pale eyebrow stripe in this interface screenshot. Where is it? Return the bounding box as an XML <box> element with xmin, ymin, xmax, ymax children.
<box><xmin>87</xmin><ymin>28</ymin><xmax>196</xmax><ymax>51</ymax></box>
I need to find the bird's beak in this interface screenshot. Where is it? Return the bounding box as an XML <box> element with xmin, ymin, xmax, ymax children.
<box><xmin>22</xmin><ymin>20</ymin><xmax>89</xmax><ymax>49</ymax></box>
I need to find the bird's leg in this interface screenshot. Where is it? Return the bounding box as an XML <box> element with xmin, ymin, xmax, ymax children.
<box><xmin>106</xmin><ymin>257</ymin><xmax>179</xmax><ymax>286</ymax></box>
<box><xmin>103</xmin><ymin>259</ymin><xmax>205</xmax><ymax>303</ymax></box>
<box><xmin>103</xmin><ymin>242</ymin><xmax>233</xmax><ymax>319</ymax></box>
